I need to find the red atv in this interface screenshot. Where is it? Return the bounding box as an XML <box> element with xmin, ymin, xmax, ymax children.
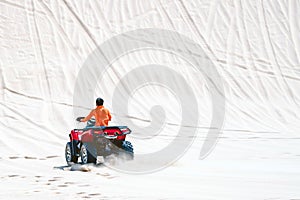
<box><xmin>65</xmin><ymin>118</ymin><xmax>134</xmax><ymax>164</ymax></box>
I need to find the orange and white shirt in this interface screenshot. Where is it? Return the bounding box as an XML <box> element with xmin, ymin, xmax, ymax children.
<box><xmin>81</xmin><ymin>106</ymin><xmax>112</xmax><ymax>126</ymax></box>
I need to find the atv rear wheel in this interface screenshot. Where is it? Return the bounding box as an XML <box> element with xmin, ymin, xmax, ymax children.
<box><xmin>80</xmin><ymin>143</ymin><xmax>96</xmax><ymax>164</ymax></box>
<box><xmin>65</xmin><ymin>142</ymin><xmax>78</xmax><ymax>163</ymax></box>
<box><xmin>122</xmin><ymin>141</ymin><xmax>134</xmax><ymax>153</ymax></box>
<box><xmin>121</xmin><ymin>141</ymin><xmax>134</xmax><ymax>160</ymax></box>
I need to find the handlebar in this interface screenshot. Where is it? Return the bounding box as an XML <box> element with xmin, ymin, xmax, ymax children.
<box><xmin>76</xmin><ymin>117</ymin><xmax>85</xmax><ymax>122</ymax></box>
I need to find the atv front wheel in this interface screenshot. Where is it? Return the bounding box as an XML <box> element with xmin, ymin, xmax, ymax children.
<box><xmin>65</xmin><ymin>142</ymin><xmax>78</xmax><ymax>163</ymax></box>
<box><xmin>80</xmin><ymin>143</ymin><xmax>96</xmax><ymax>164</ymax></box>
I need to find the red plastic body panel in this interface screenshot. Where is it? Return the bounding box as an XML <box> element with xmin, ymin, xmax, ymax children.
<box><xmin>69</xmin><ymin>127</ymin><xmax>130</xmax><ymax>142</ymax></box>
<box><xmin>81</xmin><ymin>130</ymin><xmax>94</xmax><ymax>143</ymax></box>
<box><xmin>117</xmin><ymin>135</ymin><xmax>126</xmax><ymax>140</ymax></box>
<box><xmin>104</xmin><ymin>128</ymin><xmax>128</xmax><ymax>140</ymax></box>
<box><xmin>70</xmin><ymin>129</ymin><xmax>79</xmax><ymax>141</ymax></box>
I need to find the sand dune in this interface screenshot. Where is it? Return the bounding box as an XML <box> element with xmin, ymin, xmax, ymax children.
<box><xmin>1</xmin><ymin>0</ymin><xmax>300</xmax><ymax>199</ymax></box>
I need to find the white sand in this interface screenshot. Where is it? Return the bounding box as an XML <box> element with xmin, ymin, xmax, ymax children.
<box><xmin>1</xmin><ymin>1</ymin><xmax>300</xmax><ymax>199</ymax></box>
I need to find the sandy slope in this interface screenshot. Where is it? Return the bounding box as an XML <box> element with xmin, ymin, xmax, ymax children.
<box><xmin>1</xmin><ymin>0</ymin><xmax>300</xmax><ymax>199</ymax></box>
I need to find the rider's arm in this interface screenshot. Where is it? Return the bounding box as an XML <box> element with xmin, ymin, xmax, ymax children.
<box><xmin>81</xmin><ymin>109</ymin><xmax>95</xmax><ymax>122</ymax></box>
<box><xmin>107</xmin><ymin>109</ymin><xmax>112</xmax><ymax>121</ymax></box>
<box><xmin>103</xmin><ymin>109</ymin><xmax>112</xmax><ymax>126</ymax></box>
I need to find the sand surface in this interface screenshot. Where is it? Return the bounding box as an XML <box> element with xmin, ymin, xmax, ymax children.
<box><xmin>1</xmin><ymin>1</ymin><xmax>300</xmax><ymax>199</ymax></box>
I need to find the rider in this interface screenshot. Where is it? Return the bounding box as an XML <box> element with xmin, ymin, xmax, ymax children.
<box><xmin>77</xmin><ymin>98</ymin><xmax>112</xmax><ymax>126</ymax></box>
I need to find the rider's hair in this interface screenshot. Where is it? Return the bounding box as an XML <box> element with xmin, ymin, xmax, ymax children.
<box><xmin>96</xmin><ymin>98</ymin><xmax>104</xmax><ymax>106</ymax></box>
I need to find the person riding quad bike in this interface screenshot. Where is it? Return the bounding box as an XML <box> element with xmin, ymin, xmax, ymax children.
<box><xmin>77</xmin><ymin>98</ymin><xmax>112</xmax><ymax>126</ymax></box>
<box><xmin>66</xmin><ymin>98</ymin><xmax>133</xmax><ymax>164</ymax></box>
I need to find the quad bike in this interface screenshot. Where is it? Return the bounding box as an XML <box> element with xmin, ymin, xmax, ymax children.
<box><xmin>65</xmin><ymin>117</ymin><xmax>134</xmax><ymax>164</ymax></box>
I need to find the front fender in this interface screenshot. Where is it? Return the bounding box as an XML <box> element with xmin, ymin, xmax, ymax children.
<box><xmin>81</xmin><ymin>130</ymin><xmax>94</xmax><ymax>143</ymax></box>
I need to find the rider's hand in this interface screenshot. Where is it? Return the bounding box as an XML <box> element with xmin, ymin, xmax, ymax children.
<box><xmin>76</xmin><ymin>117</ymin><xmax>84</xmax><ymax>122</ymax></box>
